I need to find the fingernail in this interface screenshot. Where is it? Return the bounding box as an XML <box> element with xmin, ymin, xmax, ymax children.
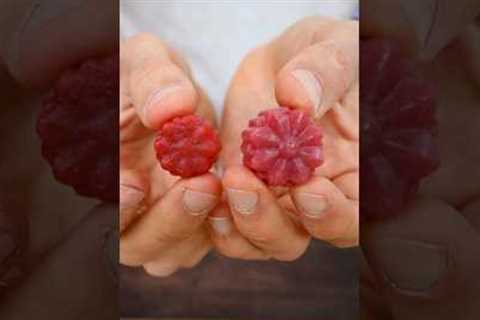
<box><xmin>183</xmin><ymin>189</ymin><xmax>218</xmax><ymax>216</ymax></box>
<box><xmin>120</xmin><ymin>184</ymin><xmax>144</xmax><ymax>212</ymax></box>
<box><xmin>103</xmin><ymin>228</ymin><xmax>119</xmax><ymax>284</ymax></box>
<box><xmin>209</xmin><ymin>217</ymin><xmax>232</xmax><ymax>236</ymax></box>
<box><xmin>144</xmin><ymin>84</ymin><xmax>183</xmax><ymax>123</ymax></box>
<box><xmin>291</xmin><ymin>69</ymin><xmax>323</xmax><ymax>116</ymax></box>
<box><xmin>226</xmin><ymin>188</ymin><xmax>258</xmax><ymax>215</ymax></box>
<box><xmin>371</xmin><ymin>238</ymin><xmax>450</xmax><ymax>293</ymax></box>
<box><xmin>294</xmin><ymin>192</ymin><xmax>329</xmax><ymax>218</ymax></box>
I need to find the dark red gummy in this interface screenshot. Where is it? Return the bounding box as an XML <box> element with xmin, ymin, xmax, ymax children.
<box><xmin>37</xmin><ymin>55</ymin><xmax>119</xmax><ymax>202</ymax></box>
<box><xmin>241</xmin><ymin>107</ymin><xmax>323</xmax><ymax>187</ymax></box>
<box><xmin>0</xmin><ymin>195</ymin><xmax>28</xmax><ymax>296</ymax></box>
<box><xmin>154</xmin><ymin>115</ymin><xmax>221</xmax><ymax>178</ymax></box>
<box><xmin>361</xmin><ymin>38</ymin><xmax>440</xmax><ymax>220</ymax></box>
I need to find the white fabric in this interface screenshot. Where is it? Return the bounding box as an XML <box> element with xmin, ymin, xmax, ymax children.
<box><xmin>120</xmin><ymin>0</ymin><xmax>357</xmax><ymax>118</ymax></box>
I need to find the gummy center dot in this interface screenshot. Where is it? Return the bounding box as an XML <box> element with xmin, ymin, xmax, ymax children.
<box><xmin>281</xmin><ymin>140</ymin><xmax>298</xmax><ymax>158</ymax></box>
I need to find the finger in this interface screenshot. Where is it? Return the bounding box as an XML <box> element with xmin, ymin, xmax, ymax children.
<box><xmin>361</xmin><ymin>0</ymin><xmax>480</xmax><ymax>60</ymax></box>
<box><xmin>122</xmin><ymin>33</ymin><xmax>198</xmax><ymax>129</ymax></box>
<box><xmin>223</xmin><ymin>166</ymin><xmax>310</xmax><ymax>261</ymax></box>
<box><xmin>219</xmin><ymin>46</ymin><xmax>279</xmax><ymax>166</ymax></box>
<box><xmin>120</xmin><ymin>173</ymin><xmax>221</xmax><ymax>266</ymax></box>
<box><xmin>143</xmin><ymin>230</ymin><xmax>211</xmax><ymax>277</ymax></box>
<box><xmin>119</xmin><ymin>171</ymin><xmax>147</xmax><ymax>233</ymax></box>
<box><xmin>362</xmin><ymin>197</ymin><xmax>480</xmax><ymax>320</ymax></box>
<box><xmin>275</xmin><ymin>22</ymin><xmax>359</xmax><ymax>118</ymax></box>
<box><xmin>291</xmin><ymin>174</ymin><xmax>359</xmax><ymax>247</ymax></box>
<box><xmin>0</xmin><ymin>205</ymin><xmax>117</xmax><ymax>319</ymax></box>
<box><xmin>208</xmin><ymin>203</ymin><xmax>269</xmax><ymax>261</ymax></box>
<box><xmin>0</xmin><ymin>0</ymin><xmax>117</xmax><ymax>88</ymax></box>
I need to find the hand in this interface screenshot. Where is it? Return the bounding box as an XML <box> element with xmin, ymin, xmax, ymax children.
<box><xmin>361</xmin><ymin>198</ymin><xmax>480</xmax><ymax>320</ymax></box>
<box><xmin>119</xmin><ymin>34</ymin><xmax>221</xmax><ymax>277</ymax></box>
<box><xmin>361</xmin><ymin>3</ymin><xmax>480</xmax><ymax>319</ymax></box>
<box><xmin>209</xmin><ymin>17</ymin><xmax>359</xmax><ymax>262</ymax></box>
<box><xmin>361</xmin><ymin>0</ymin><xmax>480</xmax><ymax>61</ymax></box>
<box><xmin>0</xmin><ymin>205</ymin><xmax>118</xmax><ymax>319</ymax></box>
<box><xmin>0</xmin><ymin>1</ymin><xmax>117</xmax><ymax>316</ymax></box>
<box><xmin>0</xmin><ymin>0</ymin><xmax>116</xmax><ymax>88</ymax></box>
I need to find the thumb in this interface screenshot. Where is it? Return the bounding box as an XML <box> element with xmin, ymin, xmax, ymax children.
<box><xmin>361</xmin><ymin>0</ymin><xmax>480</xmax><ymax>60</ymax></box>
<box><xmin>274</xmin><ymin>21</ymin><xmax>358</xmax><ymax>118</ymax></box>
<box><xmin>0</xmin><ymin>0</ymin><xmax>117</xmax><ymax>88</ymax></box>
<box><xmin>361</xmin><ymin>196</ymin><xmax>480</xmax><ymax>319</ymax></box>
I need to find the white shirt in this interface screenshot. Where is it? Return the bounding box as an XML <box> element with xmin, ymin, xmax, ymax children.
<box><xmin>120</xmin><ymin>0</ymin><xmax>357</xmax><ymax>118</ymax></box>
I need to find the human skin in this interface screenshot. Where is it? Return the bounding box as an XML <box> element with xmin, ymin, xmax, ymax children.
<box><xmin>119</xmin><ymin>17</ymin><xmax>359</xmax><ymax>270</ymax></box>
<box><xmin>360</xmin><ymin>1</ymin><xmax>480</xmax><ymax>318</ymax></box>
<box><xmin>0</xmin><ymin>0</ymin><xmax>117</xmax><ymax>318</ymax></box>
<box><xmin>208</xmin><ymin>17</ymin><xmax>359</xmax><ymax>261</ymax></box>
<box><xmin>361</xmin><ymin>44</ymin><xmax>480</xmax><ymax>319</ymax></box>
<box><xmin>119</xmin><ymin>34</ymin><xmax>221</xmax><ymax>277</ymax></box>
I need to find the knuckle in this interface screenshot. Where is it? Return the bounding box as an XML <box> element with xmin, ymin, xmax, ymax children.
<box><xmin>129</xmin><ymin>32</ymin><xmax>164</xmax><ymax>48</ymax></box>
<box><xmin>154</xmin><ymin>228</ymin><xmax>192</xmax><ymax>244</ymax></box>
<box><xmin>297</xmin><ymin>16</ymin><xmax>337</xmax><ymax>32</ymax></box>
<box><xmin>237</xmin><ymin>45</ymin><xmax>270</xmax><ymax>75</ymax></box>
<box><xmin>238</xmin><ymin>226</ymin><xmax>280</xmax><ymax>246</ymax></box>
<box><xmin>322</xmin><ymin>41</ymin><xmax>351</xmax><ymax>71</ymax></box>
<box><xmin>130</xmin><ymin>61</ymin><xmax>164</xmax><ymax>87</ymax></box>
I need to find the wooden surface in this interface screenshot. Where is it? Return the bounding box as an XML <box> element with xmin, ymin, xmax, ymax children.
<box><xmin>120</xmin><ymin>241</ymin><xmax>358</xmax><ymax>319</ymax></box>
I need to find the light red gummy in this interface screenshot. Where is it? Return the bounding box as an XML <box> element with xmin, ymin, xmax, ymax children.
<box><xmin>154</xmin><ymin>115</ymin><xmax>221</xmax><ymax>178</ymax></box>
<box><xmin>361</xmin><ymin>38</ymin><xmax>439</xmax><ymax>220</ymax></box>
<box><xmin>241</xmin><ymin>108</ymin><xmax>323</xmax><ymax>187</ymax></box>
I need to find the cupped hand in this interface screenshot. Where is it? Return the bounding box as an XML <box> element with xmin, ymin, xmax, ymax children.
<box><xmin>361</xmin><ymin>3</ymin><xmax>480</xmax><ymax>318</ymax></box>
<box><xmin>0</xmin><ymin>0</ymin><xmax>116</xmax><ymax>88</ymax></box>
<box><xmin>209</xmin><ymin>17</ymin><xmax>359</xmax><ymax>262</ymax></box>
<box><xmin>119</xmin><ymin>34</ymin><xmax>221</xmax><ymax>277</ymax></box>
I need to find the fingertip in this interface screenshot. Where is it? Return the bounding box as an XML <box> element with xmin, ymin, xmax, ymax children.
<box><xmin>292</xmin><ymin>176</ymin><xmax>358</xmax><ymax>242</ymax></box>
<box><xmin>291</xmin><ymin>176</ymin><xmax>343</xmax><ymax>221</ymax></box>
<box><xmin>143</xmin><ymin>80</ymin><xmax>198</xmax><ymax>129</ymax></box>
<box><xmin>275</xmin><ymin>68</ymin><xmax>322</xmax><ymax>116</ymax></box>
<box><xmin>175</xmin><ymin>174</ymin><xmax>222</xmax><ymax>217</ymax></box>
<box><xmin>208</xmin><ymin>204</ymin><xmax>234</xmax><ymax>238</ymax></box>
<box><xmin>223</xmin><ymin>165</ymin><xmax>264</xmax><ymax>191</ymax></box>
<box><xmin>181</xmin><ymin>172</ymin><xmax>222</xmax><ymax>196</ymax></box>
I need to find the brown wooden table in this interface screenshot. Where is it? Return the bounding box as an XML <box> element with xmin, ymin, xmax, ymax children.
<box><xmin>120</xmin><ymin>241</ymin><xmax>358</xmax><ymax>319</ymax></box>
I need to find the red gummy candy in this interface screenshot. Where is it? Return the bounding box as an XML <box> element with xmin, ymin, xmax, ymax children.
<box><xmin>241</xmin><ymin>108</ymin><xmax>323</xmax><ymax>187</ymax></box>
<box><xmin>361</xmin><ymin>38</ymin><xmax>440</xmax><ymax>220</ymax></box>
<box><xmin>154</xmin><ymin>115</ymin><xmax>221</xmax><ymax>178</ymax></box>
<box><xmin>37</xmin><ymin>55</ymin><xmax>119</xmax><ymax>202</ymax></box>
